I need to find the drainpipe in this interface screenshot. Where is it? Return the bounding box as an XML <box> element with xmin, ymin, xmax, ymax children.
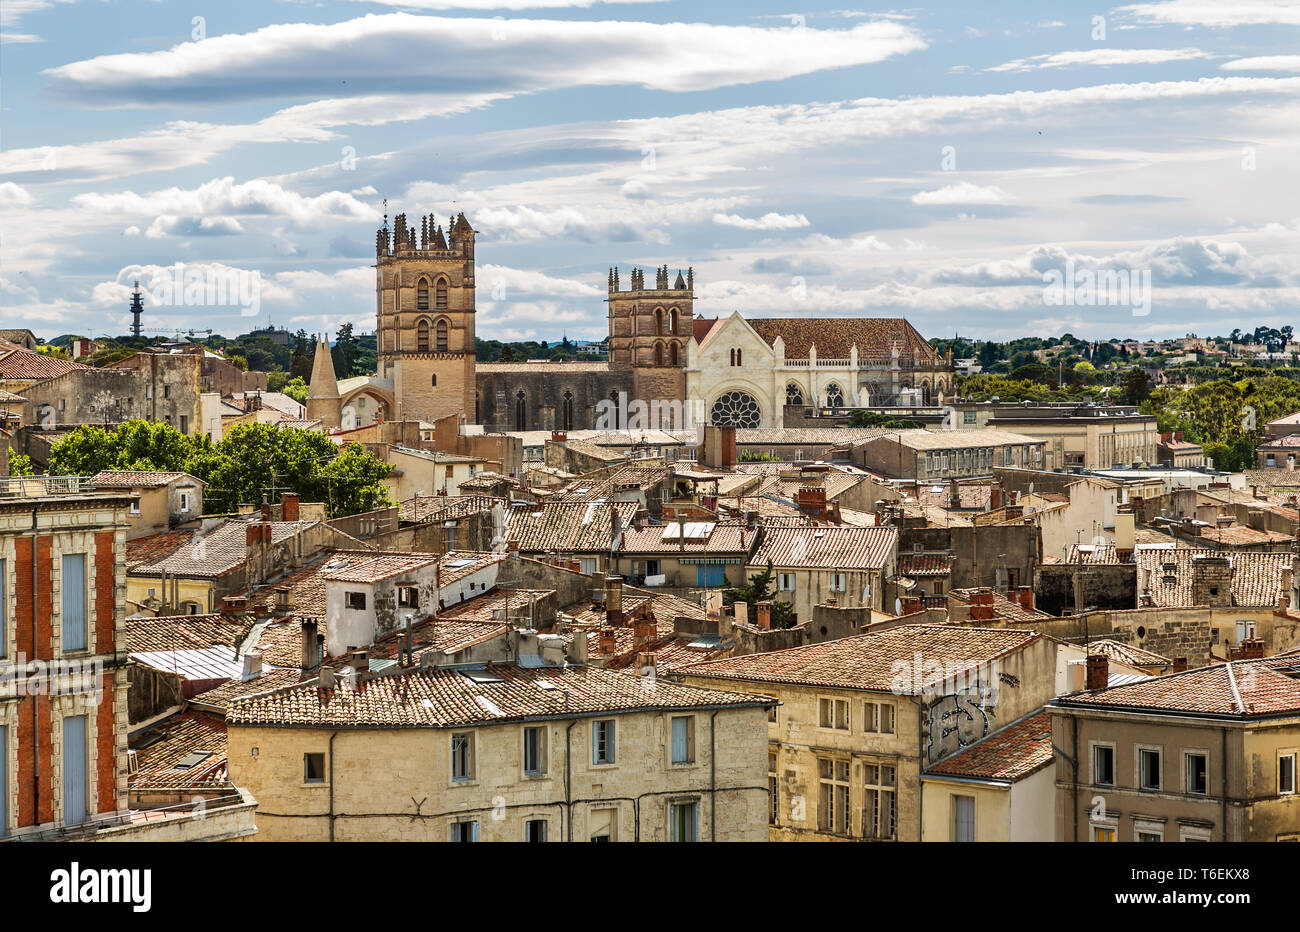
<box><xmin>710</xmin><ymin>710</ymin><xmax>719</xmax><ymax>842</ymax></box>
<box><xmin>1221</xmin><ymin>726</ymin><xmax>1228</xmax><ymax>842</ymax></box>
<box><xmin>565</xmin><ymin>721</ymin><xmax>576</xmax><ymax>841</ymax></box>
<box><xmin>30</xmin><ymin>510</ymin><xmax>39</xmax><ymax>825</ymax></box>
<box><xmin>909</xmin><ymin>695</ymin><xmax>923</xmax><ymax>841</ymax></box>
<box><xmin>328</xmin><ymin>730</ymin><xmax>339</xmax><ymax>842</ymax></box>
<box><xmin>1072</xmin><ymin>716</ymin><xmax>1079</xmax><ymax>842</ymax></box>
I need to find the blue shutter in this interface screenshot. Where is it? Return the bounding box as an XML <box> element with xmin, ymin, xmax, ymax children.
<box><xmin>63</xmin><ymin>715</ymin><xmax>87</xmax><ymax>826</ymax></box>
<box><xmin>696</xmin><ymin>564</ymin><xmax>725</xmax><ymax>586</ymax></box>
<box><xmin>671</xmin><ymin>718</ymin><xmax>688</xmax><ymax>763</ymax></box>
<box><xmin>0</xmin><ymin>724</ymin><xmax>7</xmax><ymax>836</ymax></box>
<box><xmin>61</xmin><ymin>554</ymin><xmax>86</xmax><ymax>652</ymax></box>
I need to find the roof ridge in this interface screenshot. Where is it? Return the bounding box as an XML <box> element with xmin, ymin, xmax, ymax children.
<box><xmin>1224</xmin><ymin>662</ymin><xmax>1246</xmax><ymax>714</ymax></box>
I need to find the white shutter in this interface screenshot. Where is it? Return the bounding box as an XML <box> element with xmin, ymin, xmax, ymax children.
<box><xmin>63</xmin><ymin>715</ymin><xmax>88</xmax><ymax>826</ymax></box>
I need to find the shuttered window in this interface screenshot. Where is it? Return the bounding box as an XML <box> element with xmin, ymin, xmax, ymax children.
<box><xmin>61</xmin><ymin>554</ymin><xmax>87</xmax><ymax>652</ymax></box>
<box><xmin>953</xmin><ymin>795</ymin><xmax>975</xmax><ymax>842</ymax></box>
<box><xmin>0</xmin><ymin>724</ymin><xmax>7</xmax><ymax>836</ymax></box>
<box><xmin>63</xmin><ymin>715</ymin><xmax>88</xmax><ymax>826</ymax></box>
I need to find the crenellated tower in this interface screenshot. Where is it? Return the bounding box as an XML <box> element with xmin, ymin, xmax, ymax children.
<box><xmin>375</xmin><ymin>209</ymin><xmax>477</xmax><ymax>424</ymax></box>
<box><xmin>606</xmin><ymin>265</ymin><xmax>694</xmax><ymax>424</ymax></box>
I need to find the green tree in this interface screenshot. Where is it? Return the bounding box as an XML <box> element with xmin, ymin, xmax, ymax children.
<box><xmin>317</xmin><ymin>443</ymin><xmax>395</xmax><ymax>516</ymax></box>
<box><xmin>723</xmin><ymin>560</ymin><xmax>797</xmax><ymax>629</ymax></box>
<box><xmin>331</xmin><ymin>323</ymin><xmax>360</xmax><ymax>377</ymax></box>
<box><xmin>1120</xmin><ymin>368</ymin><xmax>1151</xmax><ymax>406</ymax></box>
<box><xmin>280</xmin><ymin>377</ymin><xmax>309</xmax><ymax>404</ymax></box>
<box><xmin>48</xmin><ymin>420</ymin><xmax>194</xmax><ymax>475</ymax></box>
<box><xmin>498</xmin><ymin>344</ymin><xmax>516</xmax><ymax>362</ymax></box>
<box><xmin>7</xmin><ymin>452</ymin><xmax>35</xmax><ymax>476</ymax></box>
<box><xmin>289</xmin><ymin>329</ymin><xmax>313</xmax><ymax>381</ymax></box>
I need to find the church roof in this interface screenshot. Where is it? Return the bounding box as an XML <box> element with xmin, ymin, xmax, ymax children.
<box><xmin>306</xmin><ymin>333</ymin><xmax>340</xmax><ymax>400</ymax></box>
<box><xmin>745</xmin><ymin>317</ymin><xmax>942</xmax><ymax>362</ymax></box>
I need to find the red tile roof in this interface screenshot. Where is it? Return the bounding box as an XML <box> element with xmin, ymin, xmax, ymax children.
<box><xmin>926</xmin><ymin>710</ymin><xmax>1053</xmax><ymax>782</ymax></box>
<box><xmin>125</xmin><ymin>613</ymin><xmax>253</xmax><ymax>654</ymax></box>
<box><xmin>898</xmin><ymin>554</ymin><xmax>953</xmax><ymax>576</ymax></box>
<box><xmin>745</xmin><ymin>317</ymin><xmax>943</xmax><ymax>362</ymax></box>
<box><xmin>507</xmin><ymin>501</ymin><xmax>640</xmax><ymax>553</ymax></box>
<box><xmin>752</xmin><ymin>525</ymin><xmax>897</xmax><ymax>570</ymax></box>
<box><xmin>129</xmin><ymin>712</ymin><xmax>229</xmax><ymax>788</ymax></box>
<box><xmin>0</xmin><ymin>347</ymin><xmax>88</xmax><ymax>380</ymax></box>
<box><xmin>126</xmin><ymin>530</ymin><xmax>192</xmax><ymax>569</ymax></box>
<box><xmin>92</xmin><ymin>470</ymin><xmax>202</xmax><ymax>489</ymax></box>
<box><xmin>1136</xmin><ymin>549</ymin><xmax>1291</xmax><ymax>608</ymax></box>
<box><xmin>1058</xmin><ymin>656</ymin><xmax>1300</xmax><ymax>717</ymax></box>
<box><xmin>679</xmin><ymin>624</ymin><xmax>1041</xmax><ymax>693</ymax></box>
<box><xmin>227</xmin><ymin>662</ymin><xmax>772</xmax><ymax>728</ymax></box>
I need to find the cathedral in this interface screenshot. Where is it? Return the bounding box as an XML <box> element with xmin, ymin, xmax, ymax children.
<box><xmin>307</xmin><ymin>207</ymin><xmax>954</xmax><ymax>431</ymax></box>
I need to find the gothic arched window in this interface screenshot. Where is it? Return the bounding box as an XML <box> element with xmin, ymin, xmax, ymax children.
<box><xmin>825</xmin><ymin>383</ymin><xmax>844</xmax><ymax>407</ymax></box>
<box><xmin>436</xmin><ymin>318</ymin><xmax>449</xmax><ymax>352</ymax></box>
<box><xmin>435</xmin><ymin>278</ymin><xmax>449</xmax><ymax>309</ymax></box>
<box><xmin>562</xmin><ymin>391</ymin><xmax>574</xmax><ymax>431</ymax></box>
<box><xmin>655</xmin><ymin>308</ymin><xmax>664</xmax><ymax>335</ymax></box>
<box><xmin>416</xmin><ymin>318</ymin><xmax>431</xmax><ymax>352</ymax></box>
<box><xmin>786</xmin><ymin>383</ymin><xmax>804</xmax><ymax>406</ymax></box>
<box><xmin>655</xmin><ymin>342</ymin><xmax>664</xmax><ymax>367</ymax></box>
<box><xmin>417</xmin><ymin>279</ymin><xmax>430</xmax><ymax>311</ymax></box>
<box><xmin>515</xmin><ymin>391</ymin><xmax>527</xmax><ymax>431</ymax></box>
<box><xmin>669</xmin><ymin>341</ymin><xmax>679</xmax><ymax>367</ymax></box>
<box><xmin>669</xmin><ymin>308</ymin><xmax>678</xmax><ymax>334</ymax></box>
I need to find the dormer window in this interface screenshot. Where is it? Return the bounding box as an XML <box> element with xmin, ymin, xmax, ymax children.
<box><xmin>346</xmin><ymin>591</ymin><xmax>367</xmax><ymax>610</ymax></box>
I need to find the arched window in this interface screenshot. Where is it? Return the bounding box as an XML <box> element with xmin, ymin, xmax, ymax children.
<box><xmin>436</xmin><ymin>318</ymin><xmax>449</xmax><ymax>352</ymax></box>
<box><xmin>432</xmin><ymin>374</ymin><xmax>437</xmax><ymax>387</ymax></box>
<box><xmin>710</xmin><ymin>390</ymin><xmax>762</xmax><ymax>428</ymax></box>
<box><xmin>416</xmin><ymin>318</ymin><xmax>431</xmax><ymax>352</ymax></box>
<box><xmin>655</xmin><ymin>342</ymin><xmax>664</xmax><ymax>367</ymax></box>
<box><xmin>417</xmin><ymin>279</ymin><xmax>430</xmax><ymax>311</ymax></box>
<box><xmin>669</xmin><ymin>341</ymin><xmax>679</xmax><ymax>367</ymax></box>
<box><xmin>923</xmin><ymin>382</ymin><xmax>933</xmax><ymax>406</ymax></box>
<box><xmin>655</xmin><ymin>308</ymin><xmax>664</xmax><ymax>335</ymax></box>
<box><xmin>475</xmin><ymin>391</ymin><xmax>481</xmax><ymax>424</ymax></box>
<box><xmin>515</xmin><ymin>391</ymin><xmax>527</xmax><ymax>431</ymax></box>
<box><xmin>825</xmin><ymin>383</ymin><xmax>844</xmax><ymax>407</ymax></box>
<box><xmin>435</xmin><ymin>278</ymin><xmax>448</xmax><ymax>309</ymax></box>
<box><xmin>609</xmin><ymin>389</ymin><xmax>622</xmax><ymax>428</ymax></box>
<box><xmin>730</xmin><ymin>348</ymin><xmax>742</xmax><ymax>366</ymax></box>
<box><xmin>786</xmin><ymin>383</ymin><xmax>804</xmax><ymax>406</ymax></box>
<box><xmin>562</xmin><ymin>391</ymin><xmax>574</xmax><ymax>431</ymax></box>
<box><xmin>669</xmin><ymin>308</ymin><xmax>678</xmax><ymax>334</ymax></box>
<box><xmin>736</xmin><ymin>348</ymin><xmax>742</xmax><ymax>366</ymax></box>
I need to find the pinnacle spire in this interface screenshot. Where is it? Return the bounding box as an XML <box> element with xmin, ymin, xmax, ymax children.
<box><xmin>306</xmin><ymin>332</ymin><xmax>341</xmax><ymax>429</ymax></box>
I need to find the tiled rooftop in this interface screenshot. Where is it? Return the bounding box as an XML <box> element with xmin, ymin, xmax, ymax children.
<box><xmin>1058</xmin><ymin>655</ymin><xmax>1300</xmax><ymax>717</ymax></box>
<box><xmin>507</xmin><ymin>500</ymin><xmax>640</xmax><ymax>553</ymax></box>
<box><xmin>752</xmin><ymin>525</ymin><xmax>897</xmax><ymax>570</ymax></box>
<box><xmin>926</xmin><ymin>710</ymin><xmax>1053</xmax><ymax>782</ymax></box>
<box><xmin>1136</xmin><ymin>549</ymin><xmax>1291</xmax><ymax>608</ymax></box>
<box><xmin>92</xmin><ymin>470</ymin><xmax>201</xmax><ymax>488</ymax></box>
<box><xmin>228</xmin><ymin>662</ymin><xmax>772</xmax><ymax>728</ymax></box>
<box><xmin>679</xmin><ymin>624</ymin><xmax>1041</xmax><ymax>693</ymax></box>
<box><xmin>129</xmin><ymin>712</ymin><xmax>229</xmax><ymax>788</ymax></box>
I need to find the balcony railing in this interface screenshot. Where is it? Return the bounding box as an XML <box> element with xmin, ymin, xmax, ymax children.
<box><xmin>0</xmin><ymin>475</ymin><xmax>96</xmax><ymax>497</ymax></box>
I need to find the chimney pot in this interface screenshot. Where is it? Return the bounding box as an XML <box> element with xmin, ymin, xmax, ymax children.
<box><xmin>1173</xmin><ymin>657</ymin><xmax>1188</xmax><ymax>673</ymax></box>
<box><xmin>1086</xmin><ymin>654</ymin><xmax>1109</xmax><ymax>691</ymax></box>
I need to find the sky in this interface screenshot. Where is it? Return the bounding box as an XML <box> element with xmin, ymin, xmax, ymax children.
<box><xmin>2</xmin><ymin>0</ymin><xmax>1299</xmax><ymax>345</ymax></box>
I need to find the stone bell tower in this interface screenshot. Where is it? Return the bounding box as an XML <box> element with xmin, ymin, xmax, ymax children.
<box><xmin>376</xmin><ymin>209</ymin><xmax>477</xmax><ymax>424</ymax></box>
<box><xmin>606</xmin><ymin>265</ymin><xmax>694</xmax><ymax>426</ymax></box>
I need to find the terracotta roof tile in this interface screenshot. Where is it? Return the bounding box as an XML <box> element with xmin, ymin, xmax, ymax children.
<box><xmin>926</xmin><ymin>710</ymin><xmax>1053</xmax><ymax>781</ymax></box>
<box><xmin>1059</xmin><ymin>656</ymin><xmax>1300</xmax><ymax>716</ymax></box>
<box><xmin>129</xmin><ymin>712</ymin><xmax>229</xmax><ymax>788</ymax></box>
<box><xmin>752</xmin><ymin>525</ymin><xmax>897</xmax><ymax>570</ymax></box>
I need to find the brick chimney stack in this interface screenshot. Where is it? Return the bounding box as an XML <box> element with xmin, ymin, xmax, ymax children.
<box><xmin>756</xmin><ymin>601</ymin><xmax>772</xmax><ymax>631</ymax></box>
<box><xmin>1085</xmin><ymin>654</ymin><xmax>1109</xmax><ymax>690</ymax></box>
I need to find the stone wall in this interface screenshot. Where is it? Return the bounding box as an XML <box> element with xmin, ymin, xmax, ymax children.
<box><xmin>475</xmin><ymin>366</ymin><xmax>632</xmax><ymax>432</ymax></box>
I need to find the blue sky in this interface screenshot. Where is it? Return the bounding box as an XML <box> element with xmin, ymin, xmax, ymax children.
<box><xmin>2</xmin><ymin>0</ymin><xmax>1299</xmax><ymax>344</ymax></box>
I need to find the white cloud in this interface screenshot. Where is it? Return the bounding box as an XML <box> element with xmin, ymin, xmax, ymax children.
<box><xmin>72</xmin><ymin>177</ymin><xmax>376</xmax><ymax>227</ymax></box>
<box><xmin>712</xmin><ymin>212</ymin><xmax>811</xmax><ymax>230</ymax></box>
<box><xmin>45</xmin><ymin>14</ymin><xmax>926</xmax><ymax>105</ymax></box>
<box><xmin>912</xmin><ymin>183</ymin><xmax>1012</xmax><ymax>205</ymax></box>
<box><xmin>1118</xmin><ymin>1</ymin><xmax>1300</xmax><ymax>27</ymax></box>
<box><xmin>0</xmin><ymin>182</ymin><xmax>34</xmax><ymax>205</ymax></box>
<box><xmin>1221</xmin><ymin>56</ymin><xmax>1300</xmax><ymax>73</ymax></box>
<box><xmin>145</xmin><ymin>215</ymin><xmax>244</xmax><ymax>238</ymax></box>
<box><xmin>988</xmin><ymin>48</ymin><xmax>1212</xmax><ymax>73</ymax></box>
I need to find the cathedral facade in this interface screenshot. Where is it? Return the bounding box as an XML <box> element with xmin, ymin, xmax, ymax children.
<box><xmin>311</xmin><ymin>208</ymin><xmax>952</xmax><ymax>432</ymax></box>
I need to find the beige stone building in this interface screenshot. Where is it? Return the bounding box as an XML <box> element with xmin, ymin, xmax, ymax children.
<box><xmin>1051</xmin><ymin>654</ymin><xmax>1300</xmax><ymax>842</ymax></box>
<box><xmin>748</xmin><ymin>524</ymin><xmax>898</xmax><ymax>623</ymax></box>
<box><xmin>227</xmin><ymin>660</ymin><xmax>774</xmax><ymax>841</ymax></box>
<box><xmin>675</xmin><ymin>624</ymin><xmax>1077</xmax><ymax>842</ymax></box>
<box><xmin>90</xmin><ymin>470</ymin><xmax>205</xmax><ymax>540</ymax></box>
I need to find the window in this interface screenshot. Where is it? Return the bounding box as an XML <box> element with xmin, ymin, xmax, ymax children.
<box><xmin>589</xmin><ymin>808</ymin><xmax>617</xmax><ymax>842</ymax></box>
<box><xmin>345</xmin><ymin>591</ymin><xmax>367</xmax><ymax>610</ymax></box>
<box><xmin>417</xmin><ymin>280</ymin><xmax>430</xmax><ymax>310</ymax></box>
<box><xmin>0</xmin><ymin>559</ymin><xmax>5</xmax><ymax>660</ymax></box>
<box><xmin>953</xmin><ymin>795</ymin><xmax>975</xmax><ymax>842</ymax></box>
<box><xmin>1185</xmin><ymin>752</ymin><xmax>1208</xmax><ymax>796</ymax></box>
<box><xmin>1139</xmin><ymin>747</ymin><xmax>1161</xmax><ymax>792</ymax></box>
<box><xmin>304</xmin><ymin>752</ymin><xmax>326</xmax><ymax>783</ymax></box>
<box><xmin>864</xmin><ymin>702</ymin><xmax>895</xmax><ymax>734</ymax></box>
<box><xmin>417</xmin><ymin>319</ymin><xmax>430</xmax><ymax>351</ymax></box>
<box><xmin>829</xmin><ymin>573</ymin><xmax>847</xmax><ymax>592</ymax></box>
<box><xmin>825</xmin><ymin>383</ymin><xmax>844</xmax><ymax>407</ymax></box>
<box><xmin>397</xmin><ymin>587</ymin><xmax>419</xmax><ymax>608</ymax></box>
<box><xmin>768</xmin><ymin>751</ymin><xmax>779</xmax><ymax>825</ymax></box>
<box><xmin>768</xmin><ymin>705</ymin><xmax>777</xmax><ymax>724</ymax></box>
<box><xmin>778</xmin><ymin>573</ymin><xmax>796</xmax><ymax>592</ymax></box>
<box><xmin>1094</xmin><ymin>827</ymin><xmax>1116</xmax><ymax>842</ymax></box>
<box><xmin>436</xmin><ymin>319</ymin><xmax>449</xmax><ymax>352</ymax></box>
<box><xmin>592</xmin><ymin>719</ymin><xmax>616</xmax><ymax>765</ymax></box>
<box><xmin>451</xmin><ymin>732</ymin><xmax>475</xmax><ymax>781</ymax></box>
<box><xmin>129</xmin><ymin>501</ymin><xmax>141</xmax><ymax>515</ymax></box>
<box><xmin>670</xmin><ymin>716</ymin><xmax>695</xmax><ymax>764</ymax></box>
<box><xmin>523</xmin><ymin>726</ymin><xmax>547</xmax><ymax>776</ymax></box>
<box><xmin>1093</xmin><ymin>744</ymin><xmax>1115</xmax><ymax>786</ymax></box>
<box><xmin>1280</xmin><ymin>752</ymin><xmax>1297</xmax><ymax>795</ymax></box>
<box><xmin>669</xmin><ymin>801</ymin><xmax>699</xmax><ymax>842</ymax></box>
<box><xmin>179</xmin><ymin>491</ymin><xmax>191</xmax><ymax>512</ymax></box>
<box><xmin>435</xmin><ymin>279</ymin><xmax>448</xmax><ymax>309</ymax></box>
<box><xmin>62</xmin><ymin>715</ymin><xmax>87</xmax><ymax>826</ymax></box>
<box><xmin>525</xmin><ymin>819</ymin><xmax>548</xmax><ymax>842</ymax></box>
<box><xmin>515</xmin><ymin>391</ymin><xmax>527</xmax><ymax>432</ymax></box>
<box><xmin>61</xmin><ymin>553</ymin><xmax>87</xmax><ymax>652</ymax></box>
<box><xmin>819</xmin><ymin>697</ymin><xmax>849</xmax><ymax>730</ymax></box>
<box><xmin>1137</xmin><ymin>831</ymin><xmax>1162</xmax><ymax>842</ymax></box>
<box><xmin>818</xmin><ymin>759</ymin><xmax>851</xmax><ymax>834</ymax></box>
<box><xmin>0</xmin><ymin>724</ymin><xmax>5</xmax><ymax>837</ymax></box>
<box><xmin>963</xmin><ymin>411</ymin><xmax>977</xmax><ymax>425</ymax></box>
<box><xmin>862</xmin><ymin>763</ymin><xmax>896</xmax><ymax>839</ymax></box>
<box><xmin>785</xmin><ymin>384</ymin><xmax>804</xmax><ymax>406</ymax></box>
<box><xmin>450</xmin><ymin>820</ymin><xmax>478</xmax><ymax>842</ymax></box>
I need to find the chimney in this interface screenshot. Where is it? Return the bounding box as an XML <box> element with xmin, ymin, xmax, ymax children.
<box><xmin>240</xmin><ymin>651</ymin><xmax>263</xmax><ymax>682</ymax></box>
<box><xmin>733</xmin><ymin>601</ymin><xmax>748</xmax><ymax>626</ymax></box>
<box><xmin>260</xmin><ymin>500</ymin><xmax>272</xmax><ymax>521</ymax></box>
<box><xmin>300</xmin><ymin>619</ymin><xmax>320</xmax><ymax>669</ymax></box>
<box><xmin>569</xmin><ymin>630</ymin><xmax>588</xmax><ymax>664</ymax></box>
<box><xmin>990</xmin><ymin>485</ymin><xmax>1001</xmax><ymax>511</ymax></box>
<box><xmin>319</xmin><ymin>664</ymin><xmax>335</xmax><ymax>689</ymax></box>
<box><xmin>597</xmin><ymin>629</ymin><xmax>617</xmax><ymax>654</ymax></box>
<box><xmin>636</xmin><ymin>651</ymin><xmax>658</xmax><ymax>674</ymax></box>
<box><xmin>633</xmin><ymin>617</ymin><xmax>657</xmax><ymax>649</ymax></box>
<box><xmin>1017</xmin><ymin>585</ymin><xmax>1034</xmax><ymax>612</ymax></box>
<box><xmin>678</xmin><ymin>513</ymin><xmax>686</xmax><ymax>552</ymax></box>
<box><xmin>274</xmin><ymin>586</ymin><xmax>292</xmax><ymax>614</ymax></box>
<box><xmin>948</xmin><ymin>478</ymin><xmax>961</xmax><ymax>510</ymax></box>
<box><xmin>353</xmin><ymin>650</ymin><xmax>370</xmax><ymax>674</ymax></box>
<box><xmin>605</xmin><ymin>575</ymin><xmax>624</xmax><ymax>626</ymax></box>
<box><xmin>1086</xmin><ymin>654</ymin><xmax>1109</xmax><ymax>691</ymax></box>
<box><xmin>551</xmin><ymin>430</ymin><xmax>567</xmax><ymax>443</ymax></box>
<box><xmin>219</xmin><ymin>596</ymin><xmax>247</xmax><ymax>614</ymax></box>
<box><xmin>280</xmin><ymin>492</ymin><xmax>300</xmax><ymax>522</ymax></box>
<box><xmin>756</xmin><ymin>601</ymin><xmax>772</xmax><ymax>631</ymax></box>
<box><xmin>1173</xmin><ymin>657</ymin><xmax>1188</xmax><ymax>673</ymax></box>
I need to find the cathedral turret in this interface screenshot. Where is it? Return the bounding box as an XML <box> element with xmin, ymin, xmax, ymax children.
<box><xmin>305</xmin><ymin>333</ymin><xmax>342</xmax><ymax>429</ymax></box>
